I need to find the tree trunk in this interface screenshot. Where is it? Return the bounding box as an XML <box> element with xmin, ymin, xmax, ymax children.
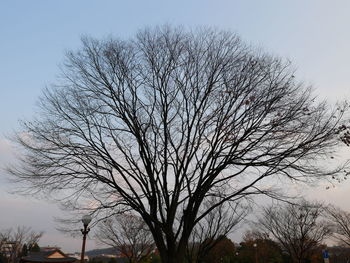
<box><xmin>158</xmin><ymin>240</ymin><xmax>188</xmax><ymax>263</ymax></box>
<box><xmin>159</xmin><ymin>250</ymin><xmax>187</xmax><ymax>263</ymax></box>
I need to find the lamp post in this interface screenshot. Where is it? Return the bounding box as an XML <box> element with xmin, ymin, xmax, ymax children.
<box><xmin>81</xmin><ymin>215</ymin><xmax>92</xmax><ymax>263</ymax></box>
<box><xmin>253</xmin><ymin>243</ymin><xmax>258</xmax><ymax>263</ymax></box>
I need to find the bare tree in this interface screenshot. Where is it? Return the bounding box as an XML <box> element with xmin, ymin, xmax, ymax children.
<box><xmin>95</xmin><ymin>214</ymin><xmax>154</xmax><ymax>263</ymax></box>
<box><xmin>9</xmin><ymin>26</ymin><xmax>349</xmax><ymax>263</ymax></box>
<box><xmin>186</xmin><ymin>198</ymin><xmax>248</xmax><ymax>263</ymax></box>
<box><xmin>257</xmin><ymin>201</ymin><xmax>331</xmax><ymax>263</ymax></box>
<box><xmin>326</xmin><ymin>205</ymin><xmax>350</xmax><ymax>246</ymax></box>
<box><xmin>0</xmin><ymin>227</ymin><xmax>43</xmax><ymax>263</ymax></box>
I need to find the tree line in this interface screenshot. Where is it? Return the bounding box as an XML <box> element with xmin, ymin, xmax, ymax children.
<box><xmin>4</xmin><ymin>201</ymin><xmax>350</xmax><ymax>263</ymax></box>
<box><xmin>93</xmin><ymin>201</ymin><xmax>350</xmax><ymax>263</ymax></box>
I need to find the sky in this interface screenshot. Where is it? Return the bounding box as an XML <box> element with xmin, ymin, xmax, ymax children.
<box><xmin>1</xmin><ymin>0</ymin><xmax>350</xmax><ymax>252</ymax></box>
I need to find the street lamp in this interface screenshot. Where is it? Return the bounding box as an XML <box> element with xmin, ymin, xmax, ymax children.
<box><xmin>253</xmin><ymin>243</ymin><xmax>258</xmax><ymax>263</ymax></box>
<box><xmin>81</xmin><ymin>215</ymin><xmax>92</xmax><ymax>263</ymax></box>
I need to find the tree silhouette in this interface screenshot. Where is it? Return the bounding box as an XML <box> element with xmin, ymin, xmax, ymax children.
<box><xmin>10</xmin><ymin>26</ymin><xmax>349</xmax><ymax>263</ymax></box>
<box><xmin>95</xmin><ymin>214</ymin><xmax>154</xmax><ymax>263</ymax></box>
<box><xmin>257</xmin><ymin>201</ymin><xmax>331</xmax><ymax>263</ymax></box>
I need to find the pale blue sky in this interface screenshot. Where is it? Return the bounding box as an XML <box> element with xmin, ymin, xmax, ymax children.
<box><xmin>1</xmin><ymin>0</ymin><xmax>350</xmax><ymax>252</ymax></box>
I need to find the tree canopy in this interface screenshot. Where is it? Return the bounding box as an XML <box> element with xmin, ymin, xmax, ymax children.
<box><xmin>10</xmin><ymin>26</ymin><xmax>349</xmax><ymax>263</ymax></box>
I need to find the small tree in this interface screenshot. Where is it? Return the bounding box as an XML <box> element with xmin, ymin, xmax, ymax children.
<box><xmin>239</xmin><ymin>230</ymin><xmax>284</xmax><ymax>263</ymax></box>
<box><xmin>257</xmin><ymin>201</ymin><xmax>331</xmax><ymax>263</ymax></box>
<box><xmin>29</xmin><ymin>243</ymin><xmax>40</xmax><ymax>252</ymax></box>
<box><xmin>108</xmin><ymin>258</ymin><xmax>118</xmax><ymax>263</ymax></box>
<box><xmin>0</xmin><ymin>227</ymin><xmax>43</xmax><ymax>263</ymax></box>
<box><xmin>95</xmin><ymin>214</ymin><xmax>154</xmax><ymax>263</ymax></box>
<box><xmin>20</xmin><ymin>244</ymin><xmax>28</xmax><ymax>257</ymax></box>
<box><xmin>326</xmin><ymin>205</ymin><xmax>350</xmax><ymax>246</ymax></box>
<box><xmin>201</xmin><ymin>236</ymin><xmax>235</xmax><ymax>263</ymax></box>
<box><xmin>186</xmin><ymin>199</ymin><xmax>248</xmax><ymax>263</ymax></box>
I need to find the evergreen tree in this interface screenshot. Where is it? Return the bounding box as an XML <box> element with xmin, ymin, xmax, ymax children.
<box><xmin>29</xmin><ymin>243</ymin><xmax>40</xmax><ymax>252</ymax></box>
<box><xmin>21</xmin><ymin>244</ymin><xmax>28</xmax><ymax>257</ymax></box>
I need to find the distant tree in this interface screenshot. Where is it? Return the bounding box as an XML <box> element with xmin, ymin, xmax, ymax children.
<box><xmin>149</xmin><ymin>253</ymin><xmax>161</xmax><ymax>263</ymax></box>
<box><xmin>0</xmin><ymin>227</ymin><xmax>43</xmax><ymax>263</ymax></box>
<box><xmin>186</xmin><ymin>198</ymin><xmax>248</xmax><ymax>263</ymax></box>
<box><xmin>95</xmin><ymin>214</ymin><xmax>154</xmax><ymax>263</ymax></box>
<box><xmin>0</xmin><ymin>254</ymin><xmax>7</xmax><ymax>263</ymax></box>
<box><xmin>239</xmin><ymin>230</ymin><xmax>284</xmax><ymax>263</ymax></box>
<box><xmin>307</xmin><ymin>244</ymin><xmax>326</xmax><ymax>263</ymax></box>
<box><xmin>326</xmin><ymin>205</ymin><xmax>350</xmax><ymax>246</ymax></box>
<box><xmin>326</xmin><ymin>246</ymin><xmax>350</xmax><ymax>263</ymax></box>
<box><xmin>28</xmin><ymin>243</ymin><xmax>40</xmax><ymax>252</ymax></box>
<box><xmin>88</xmin><ymin>258</ymin><xmax>104</xmax><ymax>263</ymax></box>
<box><xmin>20</xmin><ymin>244</ymin><xmax>28</xmax><ymax>257</ymax></box>
<box><xmin>10</xmin><ymin>26</ymin><xmax>350</xmax><ymax>263</ymax></box>
<box><xmin>107</xmin><ymin>258</ymin><xmax>117</xmax><ymax>263</ymax></box>
<box><xmin>199</xmin><ymin>236</ymin><xmax>235</xmax><ymax>263</ymax></box>
<box><xmin>257</xmin><ymin>201</ymin><xmax>331</xmax><ymax>263</ymax></box>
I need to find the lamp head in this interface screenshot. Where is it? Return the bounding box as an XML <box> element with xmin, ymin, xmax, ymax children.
<box><xmin>82</xmin><ymin>215</ymin><xmax>92</xmax><ymax>226</ymax></box>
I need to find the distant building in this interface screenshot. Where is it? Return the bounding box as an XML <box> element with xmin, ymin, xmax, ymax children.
<box><xmin>20</xmin><ymin>249</ymin><xmax>77</xmax><ymax>263</ymax></box>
